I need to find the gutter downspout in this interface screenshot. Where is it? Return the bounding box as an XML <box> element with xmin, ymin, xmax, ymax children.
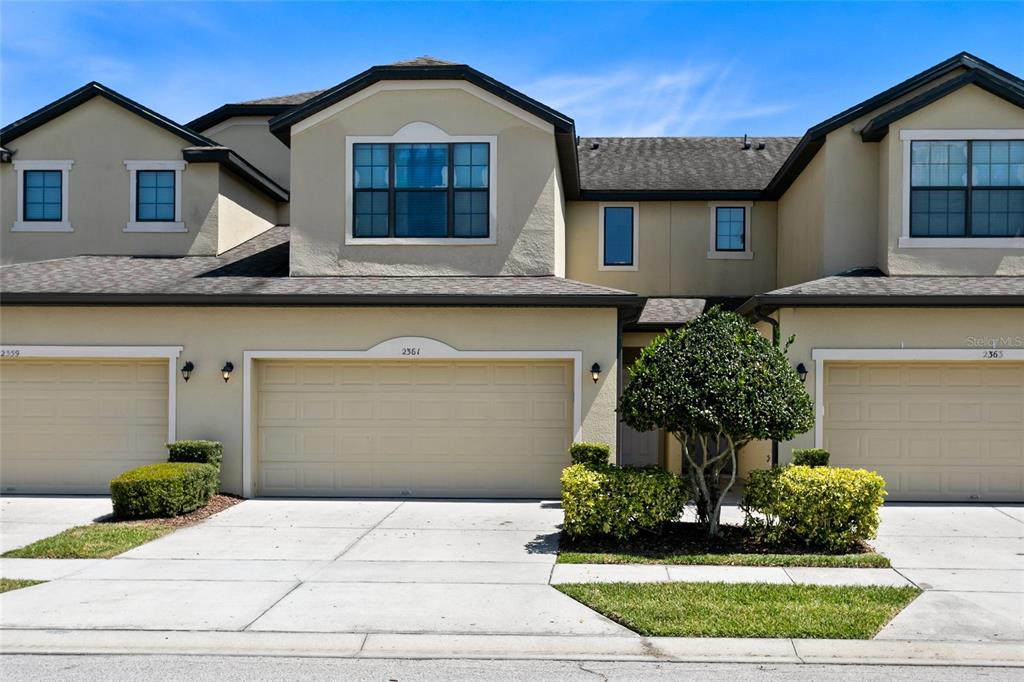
<box><xmin>750</xmin><ymin>305</ymin><xmax>781</xmax><ymax>467</ymax></box>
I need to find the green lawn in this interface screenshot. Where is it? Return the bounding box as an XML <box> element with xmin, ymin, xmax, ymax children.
<box><xmin>558</xmin><ymin>551</ymin><xmax>890</xmax><ymax>568</ymax></box>
<box><xmin>0</xmin><ymin>578</ymin><xmax>44</xmax><ymax>594</ymax></box>
<box><xmin>556</xmin><ymin>582</ymin><xmax>920</xmax><ymax>639</ymax></box>
<box><xmin>2</xmin><ymin>523</ymin><xmax>173</xmax><ymax>559</ymax></box>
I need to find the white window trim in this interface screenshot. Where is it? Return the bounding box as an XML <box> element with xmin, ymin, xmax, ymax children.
<box><xmin>810</xmin><ymin>347</ymin><xmax>1024</xmax><ymax>448</ymax></box>
<box><xmin>12</xmin><ymin>160</ymin><xmax>74</xmax><ymax>232</ymax></box>
<box><xmin>240</xmin><ymin>337</ymin><xmax>586</xmax><ymax>498</ymax></box>
<box><xmin>0</xmin><ymin>345</ymin><xmax>184</xmax><ymax>445</ymax></box>
<box><xmin>707</xmin><ymin>201</ymin><xmax>753</xmax><ymax>259</ymax></box>
<box><xmin>344</xmin><ymin>122</ymin><xmax>497</xmax><ymax>245</ymax></box>
<box><xmin>124</xmin><ymin>160</ymin><xmax>187</xmax><ymax>233</ymax></box>
<box><xmin>598</xmin><ymin>202</ymin><xmax>639</xmax><ymax>271</ymax></box>
<box><xmin>898</xmin><ymin>129</ymin><xmax>1024</xmax><ymax>249</ymax></box>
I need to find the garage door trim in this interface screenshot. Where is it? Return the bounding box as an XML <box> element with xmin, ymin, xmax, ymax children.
<box><xmin>0</xmin><ymin>345</ymin><xmax>184</xmax><ymax>445</ymax></box>
<box><xmin>811</xmin><ymin>347</ymin><xmax>1024</xmax><ymax>448</ymax></box>
<box><xmin>241</xmin><ymin>337</ymin><xmax>584</xmax><ymax>498</ymax></box>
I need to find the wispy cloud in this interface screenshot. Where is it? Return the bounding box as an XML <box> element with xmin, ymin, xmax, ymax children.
<box><xmin>522</xmin><ymin>60</ymin><xmax>791</xmax><ymax>137</ymax></box>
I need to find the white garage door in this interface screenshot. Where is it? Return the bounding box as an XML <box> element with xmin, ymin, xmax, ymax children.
<box><xmin>256</xmin><ymin>359</ymin><xmax>573</xmax><ymax>498</ymax></box>
<box><xmin>823</xmin><ymin>361</ymin><xmax>1024</xmax><ymax>502</ymax></box>
<box><xmin>0</xmin><ymin>358</ymin><xmax>169</xmax><ymax>494</ymax></box>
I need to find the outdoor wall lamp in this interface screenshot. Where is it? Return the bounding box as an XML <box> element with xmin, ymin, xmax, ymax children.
<box><xmin>180</xmin><ymin>361</ymin><xmax>195</xmax><ymax>383</ymax></box>
<box><xmin>591</xmin><ymin>362</ymin><xmax>602</xmax><ymax>383</ymax></box>
<box><xmin>796</xmin><ymin>363</ymin><xmax>808</xmax><ymax>383</ymax></box>
<box><xmin>221</xmin><ymin>361</ymin><xmax>234</xmax><ymax>382</ymax></box>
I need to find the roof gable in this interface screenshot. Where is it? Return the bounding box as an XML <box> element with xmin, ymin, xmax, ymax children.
<box><xmin>1</xmin><ymin>82</ymin><xmax>215</xmax><ymax>148</ymax></box>
<box><xmin>764</xmin><ymin>52</ymin><xmax>1024</xmax><ymax>198</ymax></box>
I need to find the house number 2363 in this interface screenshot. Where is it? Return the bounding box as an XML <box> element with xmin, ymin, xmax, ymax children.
<box><xmin>982</xmin><ymin>350</ymin><xmax>1004</xmax><ymax>359</ymax></box>
<box><xmin>401</xmin><ymin>347</ymin><xmax>422</xmax><ymax>356</ymax></box>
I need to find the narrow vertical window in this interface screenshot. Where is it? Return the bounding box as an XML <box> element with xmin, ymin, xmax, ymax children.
<box><xmin>715</xmin><ymin>207</ymin><xmax>746</xmax><ymax>251</ymax></box>
<box><xmin>602</xmin><ymin>206</ymin><xmax>635</xmax><ymax>266</ymax></box>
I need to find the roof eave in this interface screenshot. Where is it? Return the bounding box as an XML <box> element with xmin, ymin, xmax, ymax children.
<box><xmin>181</xmin><ymin>147</ymin><xmax>289</xmax><ymax>202</ymax></box>
<box><xmin>186</xmin><ymin>103</ymin><xmax>297</xmax><ymax>133</ymax></box>
<box><xmin>1</xmin><ymin>82</ymin><xmax>215</xmax><ymax>148</ymax></box>
<box><xmin>738</xmin><ymin>293</ymin><xmax>1024</xmax><ymax>315</ymax></box>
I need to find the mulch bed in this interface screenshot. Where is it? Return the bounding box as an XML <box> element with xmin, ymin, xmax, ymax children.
<box><xmin>560</xmin><ymin>521</ymin><xmax>875</xmax><ymax>557</ymax></box>
<box><xmin>98</xmin><ymin>494</ymin><xmax>244</xmax><ymax>528</ymax></box>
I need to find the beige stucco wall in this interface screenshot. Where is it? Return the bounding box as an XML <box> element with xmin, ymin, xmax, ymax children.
<box><xmin>201</xmin><ymin>117</ymin><xmax>292</xmax><ymax>189</ymax></box>
<box><xmin>215</xmin><ymin>169</ymin><xmax>277</xmax><ymax>254</ymax></box>
<box><xmin>565</xmin><ymin>200</ymin><xmax>777</xmax><ymax>297</ymax></box>
<box><xmin>288</xmin><ymin>86</ymin><xmax>562</xmax><ymax>276</ymax></box>
<box><xmin>0</xmin><ymin>305</ymin><xmax>619</xmax><ymax>495</ymax></box>
<box><xmin>777</xmin><ymin>147</ymin><xmax>826</xmax><ymax>287</ymax></box>
<box><xmin>0</xmin><ymin>97</ymin><xmax>279</xmax><ymax>264</ymax></box>
<box><xmin>776</xmin><ymin>305</ymin><xmax>1024</xmax><ymax>458</ymax></box>
<box><xmin>882</xmin><ymin>84</ymin><xmax>1024</xmax><ymax>276</ymax></box>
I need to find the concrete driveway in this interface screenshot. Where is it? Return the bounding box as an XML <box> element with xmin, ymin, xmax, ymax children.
<box><xmin>0</xmin><ymin>499</ymin><xmax>630</xmax><ymax>636</ymax></box>
<box><xmin>873</xmin><ymin>504</ymin><xmax>1024</xmax><ymax>642</ymax></box>
<box><xmin>0</xmin><ymin>496</ymin><xmax>112</xmax><ymax>553</ymax></box>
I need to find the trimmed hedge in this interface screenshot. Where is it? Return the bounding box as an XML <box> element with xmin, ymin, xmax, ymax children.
<box><xmin>561</xmin><ymin>463</ymin><xmax>690</xmax><ymax>540</ymax></box>
<box><xmin>167</xmin><ymin>440</ymin><xmax>223</xmax><ymax>469</ymax></box>
<box><xmin>792</xmin><ymin>448</ymin><xmax>830</xmax><ymax>467</ymax></box>
<box><xmin>741</xmin><ymin>465</ymin><xmax>886</xmax><ymax>552</ymax></box>
<box><xmin>110</xmin><ymin>462</ymin><xmax>218</xmax><ymax>519</ymax></box>
<box><xmin>569</xmin><ymin>442</ymin><xmax>612</xmax><ymax>467</ymax></box>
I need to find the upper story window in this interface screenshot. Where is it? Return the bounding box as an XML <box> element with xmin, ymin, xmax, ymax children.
<box><xmin>124</xmin><ymin>160</ymin><xmax>186</xmax><ymax>233</ymax></box>
<box><xmin>707</xmin><ymin>202</ymin><xmax>753</xmax><ymax>259</ymax></box>
<box><xmin>353</xmin><ymin>141</ymin><xmax>490</xmax><ymax>239</ymax></box>
<box><xmin>598</xmin><ymin>203</ymin><xmax>638</xmax><ymax>271</ymax></box>
<box><xmin>910</xmin><ymin>140</ymin><xmax>1024</xmax><ymax>238</ymax></box>
<box><xmin>11</xmin><ymin>160</ymin><xmax>73</xmax><ymax>232</ymax></box>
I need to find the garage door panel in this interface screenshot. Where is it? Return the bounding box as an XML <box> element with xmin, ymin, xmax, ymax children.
<box><xmin>824</xmin><ymin>361</ymin><xmax>1023</xmax><ymax>502</ymax></box>
<box><xmin>1</xmin><ymin>357</ymin><xmax>169</xmax><ymax>494</ymax></box>
<box><xmin>256</xmin><ymin>359</ymin><xmax>572</xmax><ymax>498</ymax></box>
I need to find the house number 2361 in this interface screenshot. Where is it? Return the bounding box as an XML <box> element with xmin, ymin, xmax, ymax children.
<box><xmin>982</xmin><ymin>350</ymin><xmax>1004</xmax><ymax>359</ymax></box>
<box><xmin>401</xmin><ymin>347</ymin><xmax>422</xmax><ymax>356</ymax></box>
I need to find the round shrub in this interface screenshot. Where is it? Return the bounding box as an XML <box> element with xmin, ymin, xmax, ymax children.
<box><xmin>167</xmin><ymin>440</ymin><xmax>223</xmax><ymax>469</ymax></box>
<box><xmin>741</xmin><ymin>465</ymin><xmax>886</xmax><ymax>552</ymax></box>
<box><xmin>569</xmin><ymin>441</ymin><xmax>612</xmax><ymax>467</ymax></box>
<box><xmin>561</xmin><ymin>463</ymin><xmax>690</xmax><ymax>540</ymax></box>
<box><xmin>792</xmin><ymin>448</ymin><xmax>830</xmax><ymax>467</ymax></box>
<box><xmin>110</xmin><ymin>462</ymin><xmax>219</xmax><ymax>519</ymax></box>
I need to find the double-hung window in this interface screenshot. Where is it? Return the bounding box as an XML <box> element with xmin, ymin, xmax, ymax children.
<box><xmin>124</xmin><ymin>161</ymin><xmax>186</xmax><ymax>232</ymax></box>
<box><xmin>12</xmin><ymin>160</ymin><xmax>74</xmax><ymax>232</ymax></box>
<box><xmin>909</xmin><ymin>139</ymin><xmax>1024</xmax><ymax>238</ymax></box>
<box><xmin>353</xmin><ymin>141</ymin><xmax>490</xmax><ymax>239</ymax></box>
<box><xmin>707</xmin><ymin>202</ymin><xmax>753</xmax><ymax>259</ymax></box>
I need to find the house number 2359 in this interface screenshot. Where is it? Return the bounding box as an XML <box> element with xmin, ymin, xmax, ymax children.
<box><xmin>401</xmin><ymin>347</ymin><xmax>422</xmax><ymax>356</ymax></box>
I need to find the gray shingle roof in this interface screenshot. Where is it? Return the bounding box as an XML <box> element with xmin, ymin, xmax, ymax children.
<box><xmin>739</xmin><ymin>268</ymin><xmax>1024</xmax><ymax>312</ymax></box>
<box><xmin>637</xmin><ymin>298</ymin><xmax>706</xmax><ymax>326</ymax></box>
<box><xmin>241</xmin><ymin>90</ymin><xmax>325</xmax><ymax>106</ymax></box>
<box><xmin>0</xmin><ymin>228</ymin><xmax>640</xmax><ymax>306</ymax></box>
<box><xmin>578</xmin><ymin>137</ymin><xmax>800</xmax><ymax>192</ymax></box>
<box><xmin>391</xmin><ymin>56</ymin><xmax>460</xmax><ymax>67</ymax></box>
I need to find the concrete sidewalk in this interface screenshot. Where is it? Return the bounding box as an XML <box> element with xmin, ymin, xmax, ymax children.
<box><xmin>0</xmin><ymin>497</ymin><xmax>111</xmax><ymax>554</ymax></box>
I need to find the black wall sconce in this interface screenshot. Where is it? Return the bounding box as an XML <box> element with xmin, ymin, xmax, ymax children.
<box><xmin>796</xmin><ymin>363</ymin><xmax>808</xmax><ymax>383</ymax></box>
<box><xmin>590</xmin><ymin>362</ymin><xmax>602</xmax><ymax>383</ymax></box>
<box><xmin>180</xmin><ymin>361</ymin><xmax>195</xmax><ymax>383</ymax></box>
<box><xmin>221</xmin><ymin>361</ymin><xmax>234</xmax><ymax>382</ymax></box>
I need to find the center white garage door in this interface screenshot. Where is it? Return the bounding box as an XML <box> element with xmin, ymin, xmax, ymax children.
<box><xmin>255</xmin><ymin>359</ymin><xmax>574</xmax><ymax>498</ymax></box>
<box><xmin>0</xmin><ymin>358</ymin><xmax>169</xmax><ymax>494</ymax></box>
<box><xmin>823</xmin><ymin>361</ymin><xmax>1024</xmax><ymax>502</ymax></box>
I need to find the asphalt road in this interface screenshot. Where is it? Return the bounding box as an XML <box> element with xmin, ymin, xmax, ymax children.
<box><xmin>1</xmin><ymin>655</ymin><xmax>1020</xmax><ymax>681</ymax></box>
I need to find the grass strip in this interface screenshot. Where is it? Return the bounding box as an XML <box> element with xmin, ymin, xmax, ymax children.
<box><xmin>2</xmin><ymin>523</ymin><xmax>173</xmax><ymax>559</ymax></box>
<box><xmin>0</xmin><ymin>578</ymin><xmax>45</xmax><ymax>593</ymax></box>
<box><xmin>556</xmin><ymin>581</ymin><xmax>919</xmax><ymax>638</ymax></box>
<box><xmin>558</xmin><ymin>551</ymin><xmax>890</xmax><ymax>568</ymax></box>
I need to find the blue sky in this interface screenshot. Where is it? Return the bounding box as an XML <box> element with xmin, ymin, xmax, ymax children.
<box><xmin>3</xmin><ymin>2</ymin><xmax>1022</xmax><ymax>137</ymax></box>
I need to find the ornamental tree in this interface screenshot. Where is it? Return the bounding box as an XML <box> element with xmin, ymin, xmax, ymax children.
<box><xmin>617</xmin><ymin>307</ymin><xmax>814</xmax><ymax>537</ymax></box>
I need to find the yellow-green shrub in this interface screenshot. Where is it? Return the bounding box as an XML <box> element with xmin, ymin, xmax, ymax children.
<box><xmin>741</xmin><ymin>465</ymin><xmax>886</xmax><ymax>551</ymax></box>
<box><xmin>569</xmin><ymin>441</ymin><xmax>612</xmax><ymax>467</ymax></box>
<box><xmin>110</xmin><ymin>462</ymin><xmax>218</xmax><ymax>519</ymax></box>
<box><xmin>561</xmin><ymin>463</ymin><xmax>689</xmax><ymax>540</ymax></box>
